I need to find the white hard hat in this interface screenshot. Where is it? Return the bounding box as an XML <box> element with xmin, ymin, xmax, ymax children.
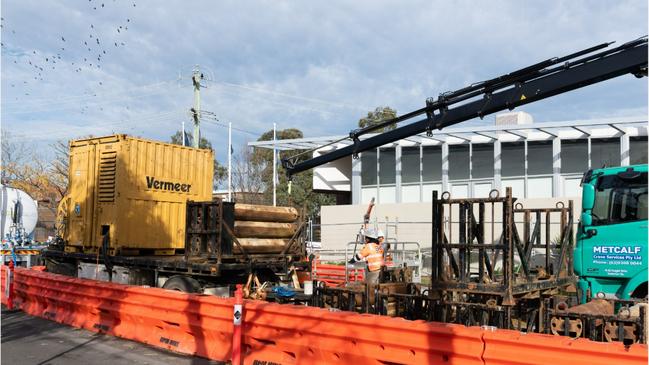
<box><xmin>376</xmin><ymin>229</ymin><xmax>385</xmax><ymax>238</ymax></box>
<box><xmin>364</xmin><ymin>228</ymin><xmax>378</xmax><ymax>239</ymax></box>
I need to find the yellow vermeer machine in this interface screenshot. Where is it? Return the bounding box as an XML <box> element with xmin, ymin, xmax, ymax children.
<box><xmin>45</xmin><ymin>134</ymin><xmax>308</xmax><ymax>293</ymax></box>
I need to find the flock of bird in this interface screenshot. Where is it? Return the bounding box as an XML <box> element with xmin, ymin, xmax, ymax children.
<box><xmin>1</xmin><ymin>0</ymin><xmax>138</xmax><ymax>103</ymax></box>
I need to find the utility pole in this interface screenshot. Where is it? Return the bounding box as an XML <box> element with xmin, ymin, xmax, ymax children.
<box><xmin>191</xmin><ymin>66</ymin><xmax>203</xmax><ymax>148</ymax></box>
<box><xmin>273</xmin><ymin>123</ymin><xmax>277</xmax><ymax>206</ymax></box>
<box><xmin>181</xmin><ymin>121</ymin><xmax>186</xmax><ymax>146</ymax></box>
<box><xmin>228</xmin><ymin>122</ymin><xmax>232</xmax><ymax>202</ymax></box>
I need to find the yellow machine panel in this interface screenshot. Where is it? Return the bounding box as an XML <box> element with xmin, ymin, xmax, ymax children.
<box><xmin>63</xmin><ymin>135</ymin><xmax>214</xmax><ymax>255</ymax></box>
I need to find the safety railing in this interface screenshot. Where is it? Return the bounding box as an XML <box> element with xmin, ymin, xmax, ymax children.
<box><xmin>311</xmin><ymin>259</ymin><xmax>364</xmax><ymax>286</ymax></box>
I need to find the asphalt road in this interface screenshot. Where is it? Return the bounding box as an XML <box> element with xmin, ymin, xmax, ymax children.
<box><xmin>1</xmin><ymin>307</ymin><xmax>224</xmax><ymax>365</ymax></box>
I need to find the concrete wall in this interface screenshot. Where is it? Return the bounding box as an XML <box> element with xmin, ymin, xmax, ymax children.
<box><xmin>321</xmin><ymin>196</ymin><xmax>582</xmax><ymax>251</ymax></box>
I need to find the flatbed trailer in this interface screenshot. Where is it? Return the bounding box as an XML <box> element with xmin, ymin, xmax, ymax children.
<box><xmin>42</xmin><ymin>245</ymin><xmax>310</xmax><ymax>296</ymax></box>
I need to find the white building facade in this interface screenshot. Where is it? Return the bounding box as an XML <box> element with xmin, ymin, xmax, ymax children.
<box><xmin>250</xmin><ymin>114</ymin><xmax>648</xmax><ymax>250</ymax></box>
<box><xmin>355</xmin><ymin>114</ymin><xmax>647</xmax><ymax>204</ymax></box>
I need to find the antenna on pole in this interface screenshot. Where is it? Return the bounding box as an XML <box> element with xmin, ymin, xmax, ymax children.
<box><xmin>191</xmin><ymin>65</ymin><xmax>203</xmax><ymax>148</ymax></box>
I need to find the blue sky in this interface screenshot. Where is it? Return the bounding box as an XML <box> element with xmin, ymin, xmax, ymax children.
<box><xmin>1</xmin><ymin>1</ymin><xmax>647</xmax><ymax>165</ymax></box>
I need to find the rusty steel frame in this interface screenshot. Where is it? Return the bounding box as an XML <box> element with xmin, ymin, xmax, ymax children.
<box><xmin>185</xmin><ymin>199</ymin><xmax>231</xmax><ymax>263</ymax></box>
<box><xmin>185</xmin><ymin>199</ymin><xmax>308</xmax><ymax>264</ymax></box>
<box><xmin>312</xmin><ymin>283</ymin><xmax>647</xmax><ymax>344</ymax></box>
<box><xmin>543</xmin><ymin>297</ymin><xmax>647</xmax><ymax>344</ymax></box>
<box><xmin>312</xmin><ymin>283</ymin><xmax>368</xmax><ymax>313</ymax></box>
<box><xmin>374</xmin><ymin>292</ymin><xmax>545</xmax><ymax>333</ymax></box>
<box><xmin>431</xmin><ymin>187</ymin><xmax>575</xmax><ymax>307</ymax></box>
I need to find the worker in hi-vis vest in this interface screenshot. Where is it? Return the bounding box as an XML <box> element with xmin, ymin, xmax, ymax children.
<box><xmin>348</xmin><ymin>228</ymin><xmax>384</xmax><ymax>285</ymax></box>
<box><xmin>376</xmin><ymin>229</ymin><xmax>395</xmax><ymax>268</ymax></box>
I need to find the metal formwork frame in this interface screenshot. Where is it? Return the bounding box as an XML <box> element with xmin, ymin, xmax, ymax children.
<box><xmin>430</xmin><ymin>187</ymin><xmax>575</xmax><ymax>307</ymax></box>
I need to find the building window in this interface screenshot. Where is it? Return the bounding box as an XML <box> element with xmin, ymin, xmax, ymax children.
<box><xmin>591</xmin><ymin>138</ymin><xmax>620</xmax><ymax>168</ymax></box>
<box><xmin>472</xmin><ymin>144</ymin><xmax>494</xmax><ymax>179</ymax></box>
<box><xmin>561</xmin><ymin>139</ymin><xmax>588</xmax><ymax>174</ymax></box>
<box><xmin>527</xmin><ymin>141</ymin><xmax>553</xmax><ymax>175</ymax></box>
<box><xmin>449</xmin><ymin>145</ymin><xmax>470</xmax><ymax>180</ymax></box>
<box><xmin>361</xmin><ymin>150</ymin><xmax>377</xmax><ymax>185</ymax></box>
<box><xmin>422</xmin><ymin>146</ymin><xmax>442</xmax><ymax>182</ymax></box>
<box><xmin>501</xmin><ymin>142</ymin><xmax>525</xmax><ymax>177</ymax></box>
<box><xmin>630</xmin><ymin>136</ymin><xmax>648</xmax><ymax>164</ymax></box>
<box><xmin>379</xmin><ymin>148</ymin><xmax>396</xmax><ymax>185</ymax></box>
<box><xmin>401</xmin><ymin>146</ymin><xmax>420</xmax><ymax>184</ymax></box>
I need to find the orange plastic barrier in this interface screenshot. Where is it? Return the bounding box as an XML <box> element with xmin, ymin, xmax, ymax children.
<box><xmin>2</xmin><ymin>265</ymin><xmax>235</xmax><ymax>359</ymax></box>
<box><xmin>482</xmin><ymin>328</ymin><xmax>648</xmax><ymax>365</ymax></box>
<box><xmin>1</xmin><ymin>264</ymin><xmax>6</xmax><ymax>306</ymax></box>
<box><xmin>1</xmin><ymin>266</ymin><xmax>483</xmax><ymax>364</ymax></box>
<box><xmin>240</xmin><ymin>299</ymin><xmax>485</xmax><ymax>364</ymax></box>
<box><xmin>1</xmin><ymin>265</ymin><xmax>647</xmax><ymax>365</ymax></box>
<box><xmin>312</xmin><ymin>260</ymin><xmax>364</xmax><ymax>286</ymax></box>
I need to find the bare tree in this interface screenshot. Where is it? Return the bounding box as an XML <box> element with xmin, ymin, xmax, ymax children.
<box><xmin>1</xmin><ymin>132</ymin><xmax>29</xmax><ymax>183</ymax></box>
<box><xmin>49</xmin><ymin>139</ymin><xmax>69</xmax><ymax>199</ymax></box>
<box><xmin>231</xmin><ymin>145</ymin><xmax>266</xmax><ymax>204</ymax></box>
<box><xmin>1</xmin><ymin>133</ymin><xmax>68</xmax><ymax>203</ymax></box>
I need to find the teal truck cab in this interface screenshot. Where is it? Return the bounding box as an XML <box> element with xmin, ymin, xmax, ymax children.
<box><xmin>575</xmin><ymin>164</ymin><xmax>648</xmax><ymax>303</ymax></box>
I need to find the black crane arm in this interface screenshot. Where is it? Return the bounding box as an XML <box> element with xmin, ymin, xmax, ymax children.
<box><xmin>282</xmin><ymin>37</ymin><xmax>647</xmax><ymax>177</ymax></box>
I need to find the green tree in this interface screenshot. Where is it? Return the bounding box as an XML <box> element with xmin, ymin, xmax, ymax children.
<box><xmin>170</xmin><ymin>131</ymin><xmax>227</xmax><ymax>188</ymax></box>
<box><xmin>170</xmin><ymin>130</ymin><xmax>212</xmax><ymax>149</ymax></box>
<box><xmin>358</xmin><ymin>106</ymin><xmax>398</xmax><ymax>132</ymax></box>
<box><xmin>252</xmin><ymin>128</ymin><xmax>335</xmax><ymax>217</ymax></box>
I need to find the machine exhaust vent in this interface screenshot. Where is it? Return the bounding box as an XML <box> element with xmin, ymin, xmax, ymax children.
<box><xmin>98</xmin><ymin>151</ymin><xmax>117</xmax><ymax>202</ymax></box>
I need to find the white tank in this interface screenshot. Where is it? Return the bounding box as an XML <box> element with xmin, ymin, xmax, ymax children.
<box><xmin>1</xmin><ymin>185</ymin><xmax>39</xmax><ymax>239</ymax></box>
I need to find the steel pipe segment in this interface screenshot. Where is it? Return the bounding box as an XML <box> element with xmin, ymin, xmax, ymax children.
<box><xmin>234</xmin><ymin>204</ymin><xmax>298</xmax><ymax>223</ymax></box>
<box><xmin>233</xmin><ymin>221</ymin><xmax>297</xmax><ymax>238</ymax></box>
<box><xmin>233</xmin><ymin>238</ymin><xmax>292</xmax><ymax>254</ymax></box>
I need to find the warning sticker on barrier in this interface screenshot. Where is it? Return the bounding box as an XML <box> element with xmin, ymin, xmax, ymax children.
<box><xmin>233</xmin><ymin>304</ymin><xmax>242</xmax><ymax>325</ymax></box>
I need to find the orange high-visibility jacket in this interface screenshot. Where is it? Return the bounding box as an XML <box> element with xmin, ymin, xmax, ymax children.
<box><xmin>359</xmin><ymin>242</ymin><xmax>384</xmax><ymax>272</ymax></box>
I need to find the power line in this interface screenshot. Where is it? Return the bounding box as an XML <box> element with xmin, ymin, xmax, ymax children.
<box><xmin>212</xmin><ymin>80</ymin><xmax>371</xmax><ymax>111</ymax></box>
<box><xmin>211</xmin><ymin>86</ymin><xmax>341</xmax><ymax>116</ymax></box>
<box><xmin>200</xmin><ymin>113</ymin><xmax>262</xmax><ymax>136</ymax></box>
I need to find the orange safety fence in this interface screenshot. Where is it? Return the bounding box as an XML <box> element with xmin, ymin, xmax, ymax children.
<box><xmin>0</xmin><ymin>265</ymin><xmax>482</xmax><ymax>364</ymax></box>
<box><xmin>481</xmin><ymin>328</ymin><xmax>648</xmax><ymax>365</ymax></box>
<box><xmin>312</xmin><ymin>260</ymin><xmax>364</xmax><ymax>286</ymax></box>
<box><xmin>1</xmin><ymin>265</ymin><xmax>647</xmax><ymax>365</ymax></box>
<box><xmin>1</xmin><ymin>264</ymin><xmax>6</xmax><ymax>306</ymax></box>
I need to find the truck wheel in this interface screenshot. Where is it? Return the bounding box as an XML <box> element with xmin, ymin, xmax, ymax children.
<box><xmin>162</xmin><ymin>275</ymin><xmax>202</xmax><ymax>293</ymax></box>
<box><xmin>631</xmin><ymin>283</ymin><xmax>648</xmax><ymax>299</ymax></box>
<box><xmin>45</xmin><ymin>260</ymin><xmax>77</xmax><ymax>277</ymax></box>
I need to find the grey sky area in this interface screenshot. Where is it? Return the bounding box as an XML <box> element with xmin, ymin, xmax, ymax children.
<box><xmin>1</xmin><ymin>1</ymin><xmax>647</xmax><ymax>163</ymax></box>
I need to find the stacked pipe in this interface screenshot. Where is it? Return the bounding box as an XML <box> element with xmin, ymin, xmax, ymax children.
<box><xmin>232</xmin><ymin>204</ymin><xmax>299</xmax><ymax>254</ymax></box>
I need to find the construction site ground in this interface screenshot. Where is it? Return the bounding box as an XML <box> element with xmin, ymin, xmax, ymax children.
<box><xmin>1</xmin><ymin>306</ymin><xmax>223</xmax><ymax>365</ymax></box>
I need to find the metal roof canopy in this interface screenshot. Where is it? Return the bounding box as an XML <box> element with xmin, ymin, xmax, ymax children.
<box><xmin>248</xmin><ymin>117</ymin><xmax>647</xmax><ymax>151</ymax></box>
